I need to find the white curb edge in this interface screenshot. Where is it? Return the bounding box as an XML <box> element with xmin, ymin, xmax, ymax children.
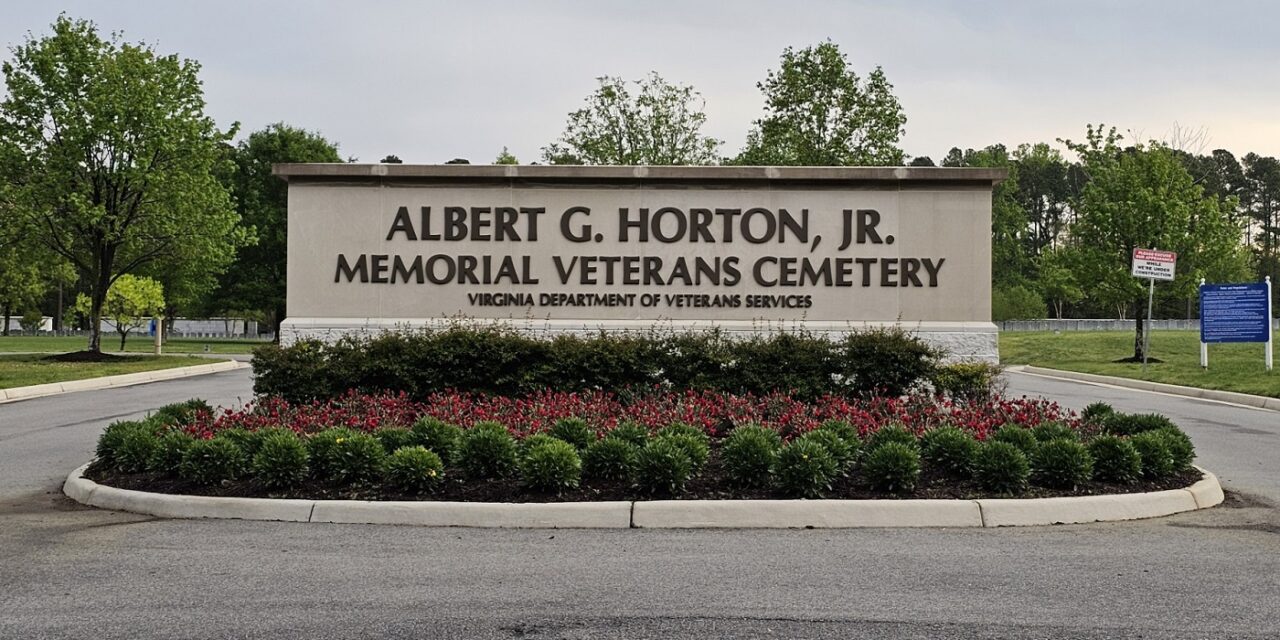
<box><xmin>1014</xmin><ymin>365</ymin><xmax>1280</xmax><ymax>412</ymax></box>
<box><xmin>63</xmin><ymin>464</ymin><xmax>1224</xmax><ymax>529</ymax></box>
<box><xmin>0</xmin><ymin>359</ymin><xmax>248</xmax><ymax>404</ymax></box>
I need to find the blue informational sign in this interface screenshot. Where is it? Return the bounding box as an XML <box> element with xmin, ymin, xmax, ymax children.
<box><xmin>1200</xmin><ymin>283</ymin><xmax>1272</xmax><ymax>343</ymax></box>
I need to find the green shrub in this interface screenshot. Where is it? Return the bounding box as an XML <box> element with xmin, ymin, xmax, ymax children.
<box><xmin>1104</xmin><ymin>412</ymin><xmax>1177</xmax><ymax>436</ymax></box>
<box><xmin>382</xmin><ymin>446</ymin><xmax>444</xmax><ymax>493</ymax></box>
<box><xmin>1031</xmin><ymin>421</ymin><xmax>1078</xmax><ymax>443</ymax></box>
<box><xmin>720</xmin><ymin>425</ymin><xmax>780</xmax><ymax>488</ymax></box>
<box><xmin>815</xmin><ymin>419</ymin><xmax>859</xmax><ymax>448</ymax></box>
<box><xmin>251</xmin><ymin>326</ymin><xmax>943</xmax><ymax>403</ymax></box>
<box><xmin>1088</xmin><ymin>435</ymin><xmax>1142</xmax><ymax>484</ymax></box>
<box><xmin>373</xmin><ymin>427</ymin><xmax>417</xmax><ymax>454</ymax></box>
<box><xmin>839</xmin><ymin>327</ymin><xmax>941</xmax><ymax>397</ymax></box>
<box><xmin>252</xmin><ymin>431</ymin><xmax>309</xmax><ymax>489</ymax></box>
<box><xmin>991</xmin><ymin>284</ymin><xmax>1047</xmax><ymax>321</ymax></box>
<box><xmin>305</xmin><ymin>428</ymin><xmax>358</xmax><ymax>478</ymax></box>
<box><xmin>724</xmin><ymin>332</ymin><xmax>838</xmax><ymax>400</ymax></box>
<box><xmin>323</xmin><ymin>432</ymin><xmax>386</xmax><ymax>485</ymax></box>
<box><xmin>862</xmin><ymin>442</ymin><xmax>921</xmax><ymax>493</ymax></box>
<box><xmin>1130</xmin><ymin>431</ymin><xmax>1175</xmax><ymax>479</ymax></box>
<box><xmin>605</xmin><ymin>421</ymin><xmax>649</xmax><ymax>446</ymax></box>
<box><xmin>1031</xmin><ymin>439</ymin><xmax>1094</xmax><ymax>489</ymax></box>
<box><xmin>973</xmin><ymin>441</ymin><xmax>1030</xmax><ymax>494</ymax></box>
<box><xmin>866</xmin><ymin>424</ymin><xmax>917</xmax><ymax>452</ymax></box>
<box><xmin>458</xmin><ymin>423</ymin><xmax>519</xmax><ymax>479</ymax></box>
<box><xmin>634</xmin><ymin>439</ymin><xmax>693</xmax><ymax>495</ymax></box>
<box><xmin>410</xmin><ymin>417</ymin><xmax>464</xmax><ymax>463</ymax></box>
<box><xmin>150</xmin><ymin>399</ymin><xmax>212</xmax><ymax>426</ymax></box>
<box><xmin>990</xmin><ymin>424</ymin><xmax>1038</xmax><ymax>456</ymax></box>
<box><xmin>774</xmin><ymin>439</ymin><xmax>838</xmax><ymax>498</ymax></box>
<box><xmin>147</xmin><ymin>430</ymin><xmax>197</xmax><ymax>474</ymax></box>
<box><xmin>519</xmin><ymin>440</ymin><xmax>582</xmax><ymax>492</ymax></box>
<box><xmin>656</xmin><ymin>422</ymin><xmax>710</xmax><ymax>446</ymax></box>
<box><xmin>115</xmin><ymin>428</ymin><xmax>163</xmax><ymax>473</ymax></box>
<box><xmin>657</xmin><ymin>432</ymin><xmax>709</xmax><ymax>472</ymax></box>
<box><xmin>1079</xmin><ymin>402</ymin><xmax>1115</xmax><ymax>425</ymax></box>
<box><xmin>581</xmin><ymin>438</ymin><xmax>637</xmax><ymax>481</ymax></box>
<box><xmin>549</xmin><ymin>417</ymin><xmax>595</xmax><ymax>450</ymax></box>
<box><xmin>1156</xmin><ymin>428</ymin><xmax>1195</xmax><ymax>472</ymax></box>
<box><xmin>96</xmin><ymin>420</ymin><xmax>150</xmax><ymax>465</ymax></box>
<box><xmin>797</xmin><ymin>429</ymin><xmax>855</xmax><ymax>470</ymax></box>
<box><xmin>931</xmin><ymin>362</ymin><xmax>1004</xmax><ymax>403</ymax></box>
<box><xmin>214</xmin><ymin>428</ymin><xmax>260</xmax><ymax>457</ymax></box>
<box><xmin>519</xmin><ymin>433</ymin><xmax>562</xmax><ymax>454</ymax></box>
<box><xmin>920</xmin><ymin>426</ymin><xmax>978</xmax><ymax>478</ymax></box>
<box><xmin>179</xmin><ymin>438</ymin><xmax>246</xmax><ymax>485</ymax></box>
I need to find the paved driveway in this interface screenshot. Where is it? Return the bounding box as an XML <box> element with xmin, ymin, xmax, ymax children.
<box><xmin>1</xmin><ymin>369</ymin><xmax>1276</xmax><ymax>639</ymax></box>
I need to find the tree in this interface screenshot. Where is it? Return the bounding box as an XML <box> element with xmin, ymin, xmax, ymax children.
<box><xmin>736</xmin><ymin>41</ymin><xmax>905</xmax><ymax>166</ymax></box>
<box><xmin>74</xmin><ymin>274</ymin><xmax>164</xmax><ymax>350</ymax></box>
<box><xmin>208</xmin><ymin>123</ymin><xmax>341</xmax><ymax>336</ymax></box>
<box><xmin>1063</xmin><ymin>125</ymin><xmax>1249</xmax><ymax>360</ymax></box>
<box><xmin>937</xmin><ymin>144</ymin><xmax>1032</xmax><ymax>287</ymax></box>
<box><xmin>0</xmin><ymin>251</ymin><xmax>46</xmax><ymax>336</ymax></box>
<box><xmin>1011</xmin><ymin>143</ymin><xmax>1071</xmax><ymax>255</ymax></box>
<box><xmin>494</xmin><ymin>147</ymin><xmax>518</xmax><ymax>165</ymax></box>
<box><xmin>908</xmin><ymin>156</ymin><xmax>935</xmax><ymax>166</ymax></box>
<box><xmin>444</xmin><ymin>158</ymin><xmax>470</xmax><ymax>164</ymax></box>
<box><xmin>0</xmin><ymin>16</ymin><xmax>245</xmax><ymax>353</ymax></box>
<box><xmin>1242</xmin><ymin>153</ymin><xmax>1280</xmax><ymax>284</ymax></box>
<box><xmin>543</xmin><ymin>72</ymin><xmax>722</xmax><ymax>165</ymax></box>
<box><xmin>379</xmin><ymin>154</ymin><xmax>403</xmax><ymax>163</ymax></box>
<box><xmin>1036</xmin><ymin>248</ymin><xmax>1083</xmax><ymax>319</ymax></box>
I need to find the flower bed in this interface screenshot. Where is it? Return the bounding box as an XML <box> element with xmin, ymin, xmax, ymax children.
<box><xmin>86</xmin><ymin>393</ymin><xmax>1202</xmax><ymax>503</ymax></box>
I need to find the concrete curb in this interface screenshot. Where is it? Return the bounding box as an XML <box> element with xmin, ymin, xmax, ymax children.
<box><xmin>1015</xmin><ymin>365</ymin><xmax>1280</xmax><ymax>411</ymax></box>
<box><xmin>0</xmin><ymin>359</ymin><xmax>248</xmax><ymax>404</ymax></box>
<box><xmin>63</xmin><ymin>464</ymin><xmax>1223</xmax><ymax>529</ymax></box>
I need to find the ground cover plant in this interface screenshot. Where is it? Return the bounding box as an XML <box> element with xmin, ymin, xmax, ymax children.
<box><xmin>87</xmin><ymin>397</ymin><xmax>1202</xmax><ymax>502</ymax></box>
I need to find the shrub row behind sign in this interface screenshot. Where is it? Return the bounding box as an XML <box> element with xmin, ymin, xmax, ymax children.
<box><xmin>251</xmin><ymin>326</ymin><xmax>944</xmax><ymax>403</ymax></box>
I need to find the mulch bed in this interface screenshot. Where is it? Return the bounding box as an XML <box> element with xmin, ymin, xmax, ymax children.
<box><xmin>86</xmin><ymin>459</ymin><xmax>1203</xmax><ymax>504</ymax></box>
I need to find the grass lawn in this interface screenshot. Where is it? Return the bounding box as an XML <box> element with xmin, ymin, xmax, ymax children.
<box><xmin>0</xmin><ymin>353</ymin><xmax>218</xmax><ymax>389</ymax></box>
<box><xmin>1000</xmin><ymin>330</ymin><xmax>1279</xmax><ymax>398</ymax></box>
<box><xmin>0</xmin><ymin>335</ymin><xmax>266</xmax><ymax>355</ymax></box>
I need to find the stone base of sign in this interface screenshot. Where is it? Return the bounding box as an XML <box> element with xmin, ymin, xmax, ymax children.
<box><xmin>279</xmin><ymin>317</ymin><xmax>1000</xmax><ymax>362</ymax></box>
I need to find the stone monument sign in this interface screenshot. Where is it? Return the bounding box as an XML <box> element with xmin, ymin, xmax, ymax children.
<box><xmin>272</xmin><ymin>165</ymin><xmax>1006</xmax><ymax>360</ymax></box>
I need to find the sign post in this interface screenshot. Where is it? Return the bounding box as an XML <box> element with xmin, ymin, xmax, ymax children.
<box><xmin>1199</xmin><ymin>278</ymin><xmax>1272</xmax><ymax>371</ymax></box>
<box><xmin>1131</xmin><ymin>249</ymin><xmax>1177</xmax><ymax>372</ymax></box>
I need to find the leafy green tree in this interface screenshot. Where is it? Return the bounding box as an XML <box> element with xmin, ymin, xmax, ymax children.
<box><xmin>379</xmin><ymin>154</ymin><xmax>403</xmax><ymax>163</ymax></box>
<box><xmin>444</xmin><ymin>158</ymin><xmax>470</xmax><ymax>164</ymax></box>
<box><xmin>494</xmin><ymin>147</ymin><xmax>518</xmax><ymax>165</ymax></box>
<box><xmin>0</xmin><ymin>251</ymin><xmax>46</xmax><ymax>336</ymax></box>
<box><xmin>736</xmin><ymin>42</ymin><xmax>905</xmax><ymax>166</ymax></box>
<box><xmin>1012</xmin><ymin>143</ymin><xmax>1071</xmax><ymax>255</ymax></box>
<box><xmin>1243</xmin><ymin>153</ymin><xmax>1280</xmax><ymax>284</ymax></box>
<box><xmin>907</xmin><ymin>156</ymin><xmax>935</xmax><ymax>166</ymax></box>
<box><xmin>0</xmin><ymin>16</ymin><xmax>245</xmax><ymax>353</ymax></box>
<box><xmin>1064</xmin><ymin>125</ymin><xmax>1249</xmax><ymax>359</ymax></box>
<box><xmin>208</xmin><ymin>123</ymin><xmax>341</xmax><ymax>336</ymax></box>
<box><xmin>543</xmin><ymin>72</ymin><xmax>722</xmax><ymax>165</ymax></box>
<box><xmin>1035</xmin><ymin>248</ymin><xmax>1083</xmax><ymax>319</ymax></box>
<box><xmin>74</xmin><ymin>274</ymin><xmax>164</xmax><ymax>350</ymax></box>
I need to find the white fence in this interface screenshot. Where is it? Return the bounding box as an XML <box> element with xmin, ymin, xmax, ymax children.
<box><xmin>2</xmin><ymin>316</ymin><xmax>261</xmax><ymax>338</ymax></box>
<box><xmin>998</xmin><ymin>319</ymin><xmax>1280</xmax><ymax>332</ymax></box>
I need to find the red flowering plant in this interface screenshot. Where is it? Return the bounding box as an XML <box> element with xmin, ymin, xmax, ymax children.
<box><xmin>186</xmin><ymin>388</ymin><xmax>1079</xmax><ymax>441</ymax></box>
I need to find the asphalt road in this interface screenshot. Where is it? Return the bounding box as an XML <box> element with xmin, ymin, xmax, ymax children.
<box><xmin>1</xmin><ymin>369</ymin><xmax>1277</xmax><ymax>639</ymax></box>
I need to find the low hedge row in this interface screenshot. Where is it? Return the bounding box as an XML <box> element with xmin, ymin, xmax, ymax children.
<box><xmin>251</xmin><ymin>326</ymin><xmax>951</xmax><ymax>403</ymax></box>
<box><xmin>93</xmin><ymin>400</ymin><xmax>1196</xmax><ymax>499</ymax></box>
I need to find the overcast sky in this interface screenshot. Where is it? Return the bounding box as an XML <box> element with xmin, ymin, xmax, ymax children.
<box><xmin>4</xmin><ymin>1</ymin><xmax>1278</xmax><ymax>164</ymax></box>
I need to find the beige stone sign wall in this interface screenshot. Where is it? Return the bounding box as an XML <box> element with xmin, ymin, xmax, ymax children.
<box><xmin>275</xmin><ymin>165</ymin><xmax>1005</xmax><ymax>360</ymax></box>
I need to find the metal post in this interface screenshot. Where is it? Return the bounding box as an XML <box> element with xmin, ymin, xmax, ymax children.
<box><xmin>1143</xmin><ymin>277</ymin><xmax>1155</xmax><ymax>372</ymax></box>
<box><xmin>1267</xmin><ymin>276</ymin><xmax>1274</xmax><ymax>372</ymax></box>
<box><xmin>153</xmin><ymin>315</ymin><xmax>163</xmax><ymax>356</ymax></box>
<box><xmin>1199</xmin><ymin>278</ymin><xmax>1208</xmax><ymax>369</ymax></box>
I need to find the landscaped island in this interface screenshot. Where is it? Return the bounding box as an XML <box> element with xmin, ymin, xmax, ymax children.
<box><xmin>84</xmin><ymin>327</ymin><xmax>1202</xmax><ymax>503</ymax></box>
